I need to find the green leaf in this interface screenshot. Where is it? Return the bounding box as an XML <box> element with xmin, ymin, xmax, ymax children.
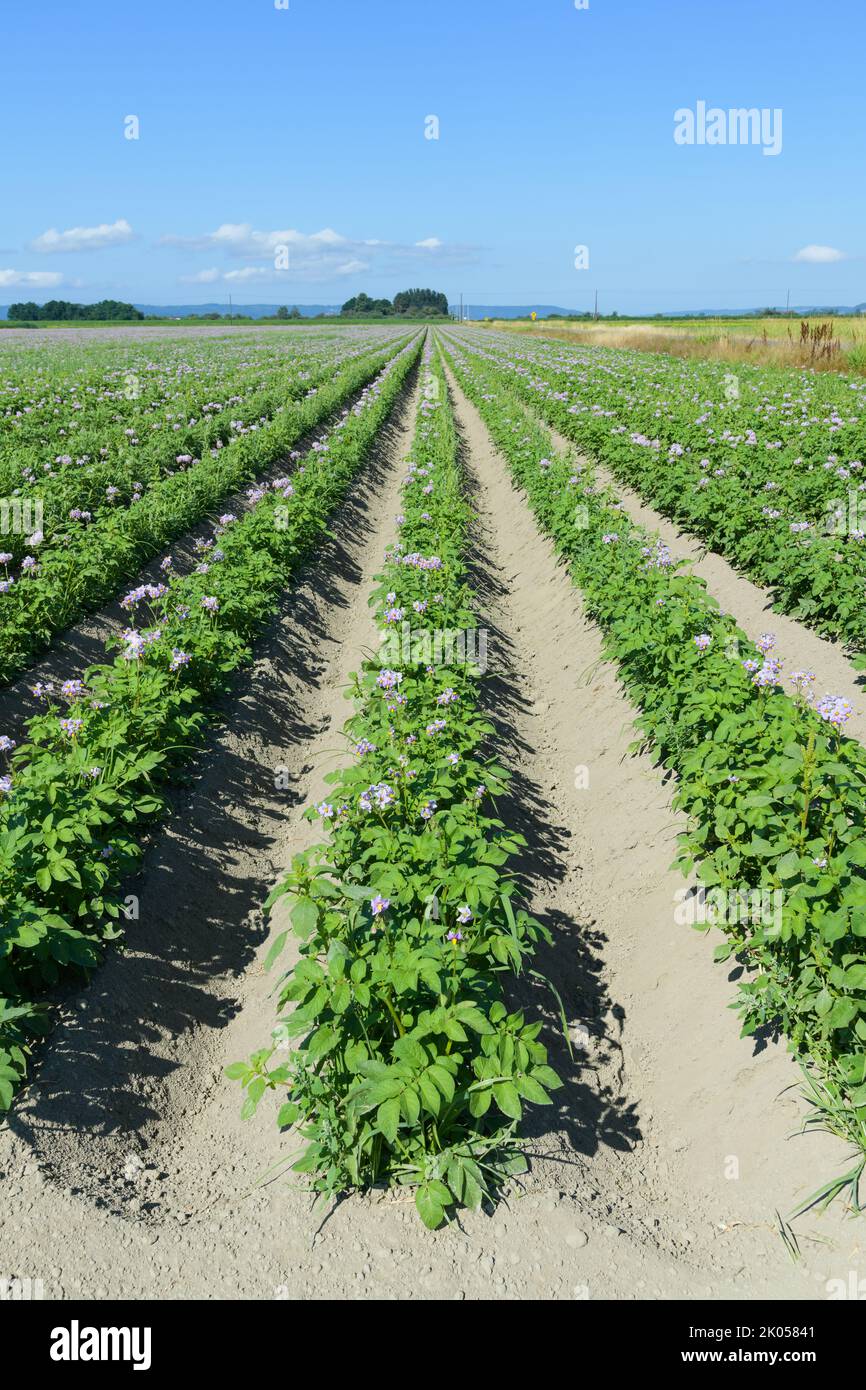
<box><xmin>331</xmin><ymin>979</ymin><xmax>351</xmax><ymax>1013</ymax></box>
<box><xmin>531</xmin><ymin>1064</ymin><xmax>563</xmax><ymax>1090</ymax></box>
<box><xmin>515</xmin><ymin>1073</ymin><xmax>552</xmax><ymax>1106</ymax></box>
<box><xmin>469</xmin><ymin>1084</ymin><xmax>492</xmax><ymax>1120</ymax></box>
<box><xmin>263</xmin><ymin>931</ymin><xmax>288</xmax><ymax>972</ymax></box>
<box><xmin>775</xmin><ymin>850</ymin><xmax>802</xmax><ymax>881</ymax></box>
<box><xmin>376</xmin><ymin>1096</ymin><xmax>401</xmax><ymax>1145</ymax></box>
<box><xmin>455</xmin><ymin>1005</ymin><xmax>493</xmax><ymax>1034</ymax></box>
<box><xmin>462</xmin><ymin>1165</ymin><xmax>484</xmax><ymax>1211</ymax></box>
<box><xmin>291</xmin><ymin>896</ymin><xmax>319</xmax><ymax>938</ymax></box>
<box><xmin>493</xmin><ymin>1081</ymin><xmax>522</xmax><ymax>1120</ymax></box>
<box><xmin>415</xmin><ymin>1180</ymin><xmax>450</xmax><ymax>1230</ymax></box>
<box><xmin>418</xmin><ymin>1072</ymin><xmax>441</xmax><ymax>1116</ymax></box>
<box><xmin>357</xmin><ymin>1078</ymin><xmax>404</xmax><ymax>1106</ymax></box>
<box><xmin>400</xmin><ymin>1086</ymin><xmax>421</xmax><ymax>1126</ymax></box>
<box><xmin>827</xmin><ymin>998</ymin><xmax>858</xmax><ymax>1031</ymax></box>
<box><xmin>306</xmin><ymin>1024</ymin><xmax>338</xmax><ymax>1060</ymax></box>
<box><xmin>427</xmin><ymin>1063</ymin><xmax>455</xmax><ymax>1101</ymax></box>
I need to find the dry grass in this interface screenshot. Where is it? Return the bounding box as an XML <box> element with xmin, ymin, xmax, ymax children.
<box><xmin>480</xmin><ymin>317</ymin><xmax>866</xmax><ymax>375</ymax></box>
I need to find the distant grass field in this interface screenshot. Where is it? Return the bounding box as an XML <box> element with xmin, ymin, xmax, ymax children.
<box><xmin>481</xmin><ymin>315</ymin><xmax>866</xmax><ymax>373</ymax></box>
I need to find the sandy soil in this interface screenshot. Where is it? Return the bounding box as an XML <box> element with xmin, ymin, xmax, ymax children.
<box><xmin>0</xmin><ymin>359</ymin><xmax>861</xmax><ymax>1301</ymax></box>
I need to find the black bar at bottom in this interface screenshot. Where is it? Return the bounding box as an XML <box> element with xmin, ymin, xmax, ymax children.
<box><xmin>0</xmin><ymin>1296</ymin><xmax>854</xmax><ymax>1374</ymax></box>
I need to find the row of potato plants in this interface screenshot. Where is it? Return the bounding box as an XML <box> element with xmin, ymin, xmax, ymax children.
<box><xmin>0</xmin><ymin>333</ymin><xmax>412</xmax><ymax>688</ymax></box>
<box><xmin>0</xmin><ymin>330</ymin><xmax>376</xmax><ymax>491</ymax></box>
<box><xmin>231</xmin><ymin>342</ymin><xmax>562</xmax><ymax>1230</ymax></box>
<box><xmin>458</xmin><ymin>328</ymin><xmax>866</xmax><ymax>660</ymax></box>
<box><xmin>0</xmin><ymin>333</ymin><xmax>275</xmax><ymax>445</ymax></box>
<box><xmin>0</xmin><ymin>333</ymin><xmax>397</xmax><ymax>554</ymax></box>
<box><xmin>442</xmin><ymin>335</ymin><xmax>866</xmax><ymax>1208</ymax></box>
<box><xmin>0</xmin><ymin>332</ymin><xmax>350</xmax><ymax>503</ymax></box>
<box><xmin>0</xmin><ymin>334</ymin><xmax>423</xmax><ymax>1109</ymax></box>
<box><xmin>469</xmin><ymin>327</ymin><xmax>866</xmax><ymax>528</ymax></box>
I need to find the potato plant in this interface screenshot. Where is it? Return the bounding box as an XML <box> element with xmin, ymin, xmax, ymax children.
<box><xmin>232</xmin><ymin>345</ymin><xmax>561</xmax><ymax>1228</ymax></box>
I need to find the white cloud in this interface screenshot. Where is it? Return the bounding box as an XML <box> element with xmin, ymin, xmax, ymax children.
<box><xmin>30</xmin><ymin>219</ymin><xmax>136</xmax><ymax>254</ymax></box>
<box><xmin>162</xmin><ymin>223</ymin><xmax>481</xmax><ymax>282</ymax></box>
<box><xmin>224</xmin><ymin>267</ymin><xmax>281</xmax><ymax>282</ymax></box>
<box><xmin>0</xmin><ymin>269</ymin><xmax>65</xmax><ymax>288</ymax></box>
<box><xmin>178</xmin><ymin>268</ymin><xmax>222</xmax><ymax>285</ymax></box>
<box><xmin>792</xmin><ymin>244</ymin><xmax>847</xmax><ymax>264</ymax></box>
<box><xmin>180</xmin><ymin>259</ymin><xmax>370</xmax><ymax>286</ymax></box>
<box><xmin>163</xmin><ymin>224</ymin><xmax>349</xmax><ymax>257</ymax></box>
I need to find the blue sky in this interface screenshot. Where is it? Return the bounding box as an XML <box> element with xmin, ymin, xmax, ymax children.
<box><xmin>1</xmin><ymin>0</ymin><xmax>863</xmax><ymax>312</ymax></box>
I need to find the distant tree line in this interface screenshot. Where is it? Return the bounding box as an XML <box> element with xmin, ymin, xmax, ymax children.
<box><xmin>340</xmin><ymin>288</ymin><xmax>449</xmax><ymax>318</ymax></box>
<box><xmin>3</xmin><ymin>292</ymin><xmax>448</xmax><ymax>325</ymax></box>
<box><xmin>7</xmin><ymin>299</ymin><xmax>144</xmax><ymax>321</ymax></box>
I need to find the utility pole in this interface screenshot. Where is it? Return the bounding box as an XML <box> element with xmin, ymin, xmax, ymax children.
<box><xmin>229</xmin><ymin>294</ymin><xmax>233</xmax><ymax>325</ymax></box>
<box><xmin>594</xmin><ymin>289</ymin><xmax>598</xmax><ymax>321</ymax></box>
<box><xmin>460</xmin><ymin>293</ymin><xmax>463</xmax><ymax>323</ymax></box>
<box><xmin>786</xmin><ymin>287</ymin><xmax>790</xmax><ymax>313</ymax></box>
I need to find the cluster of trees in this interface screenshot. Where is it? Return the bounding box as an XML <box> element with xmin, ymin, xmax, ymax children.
<box><xmin>340</xmin><ymin>293</ymin><xmax>395</xmax><ymax>316</ymax></box>
<box><xmin>393</xmin><ymin>288</ymin><xmax>449</xmax><ymax>315</ymax></box>
<box><xmin>7</xmin><ymin>300</ymin><xmax>143</xmax><ymax>322</ymax></box>
<box><xmin>340</xmin><ymin>288</ymin><xmax>449</xmax><ymax>318</ymax></box>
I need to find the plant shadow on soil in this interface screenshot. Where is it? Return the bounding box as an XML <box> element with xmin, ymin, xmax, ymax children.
<box><xmin>460</xmin><ymin>455</ymin><xmax>641</xmax><ymax>1177</ymax></box>
<box><xmin>6</xmin><ymin>382</ymin><xmax>419</xmax><ymax>1185</ymax></box>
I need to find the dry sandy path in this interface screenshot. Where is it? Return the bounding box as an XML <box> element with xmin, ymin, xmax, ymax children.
<box><xmin>0</xmin><ymin>358</ymin><xmax>861</xmax><ymax>1301</ymax></box>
